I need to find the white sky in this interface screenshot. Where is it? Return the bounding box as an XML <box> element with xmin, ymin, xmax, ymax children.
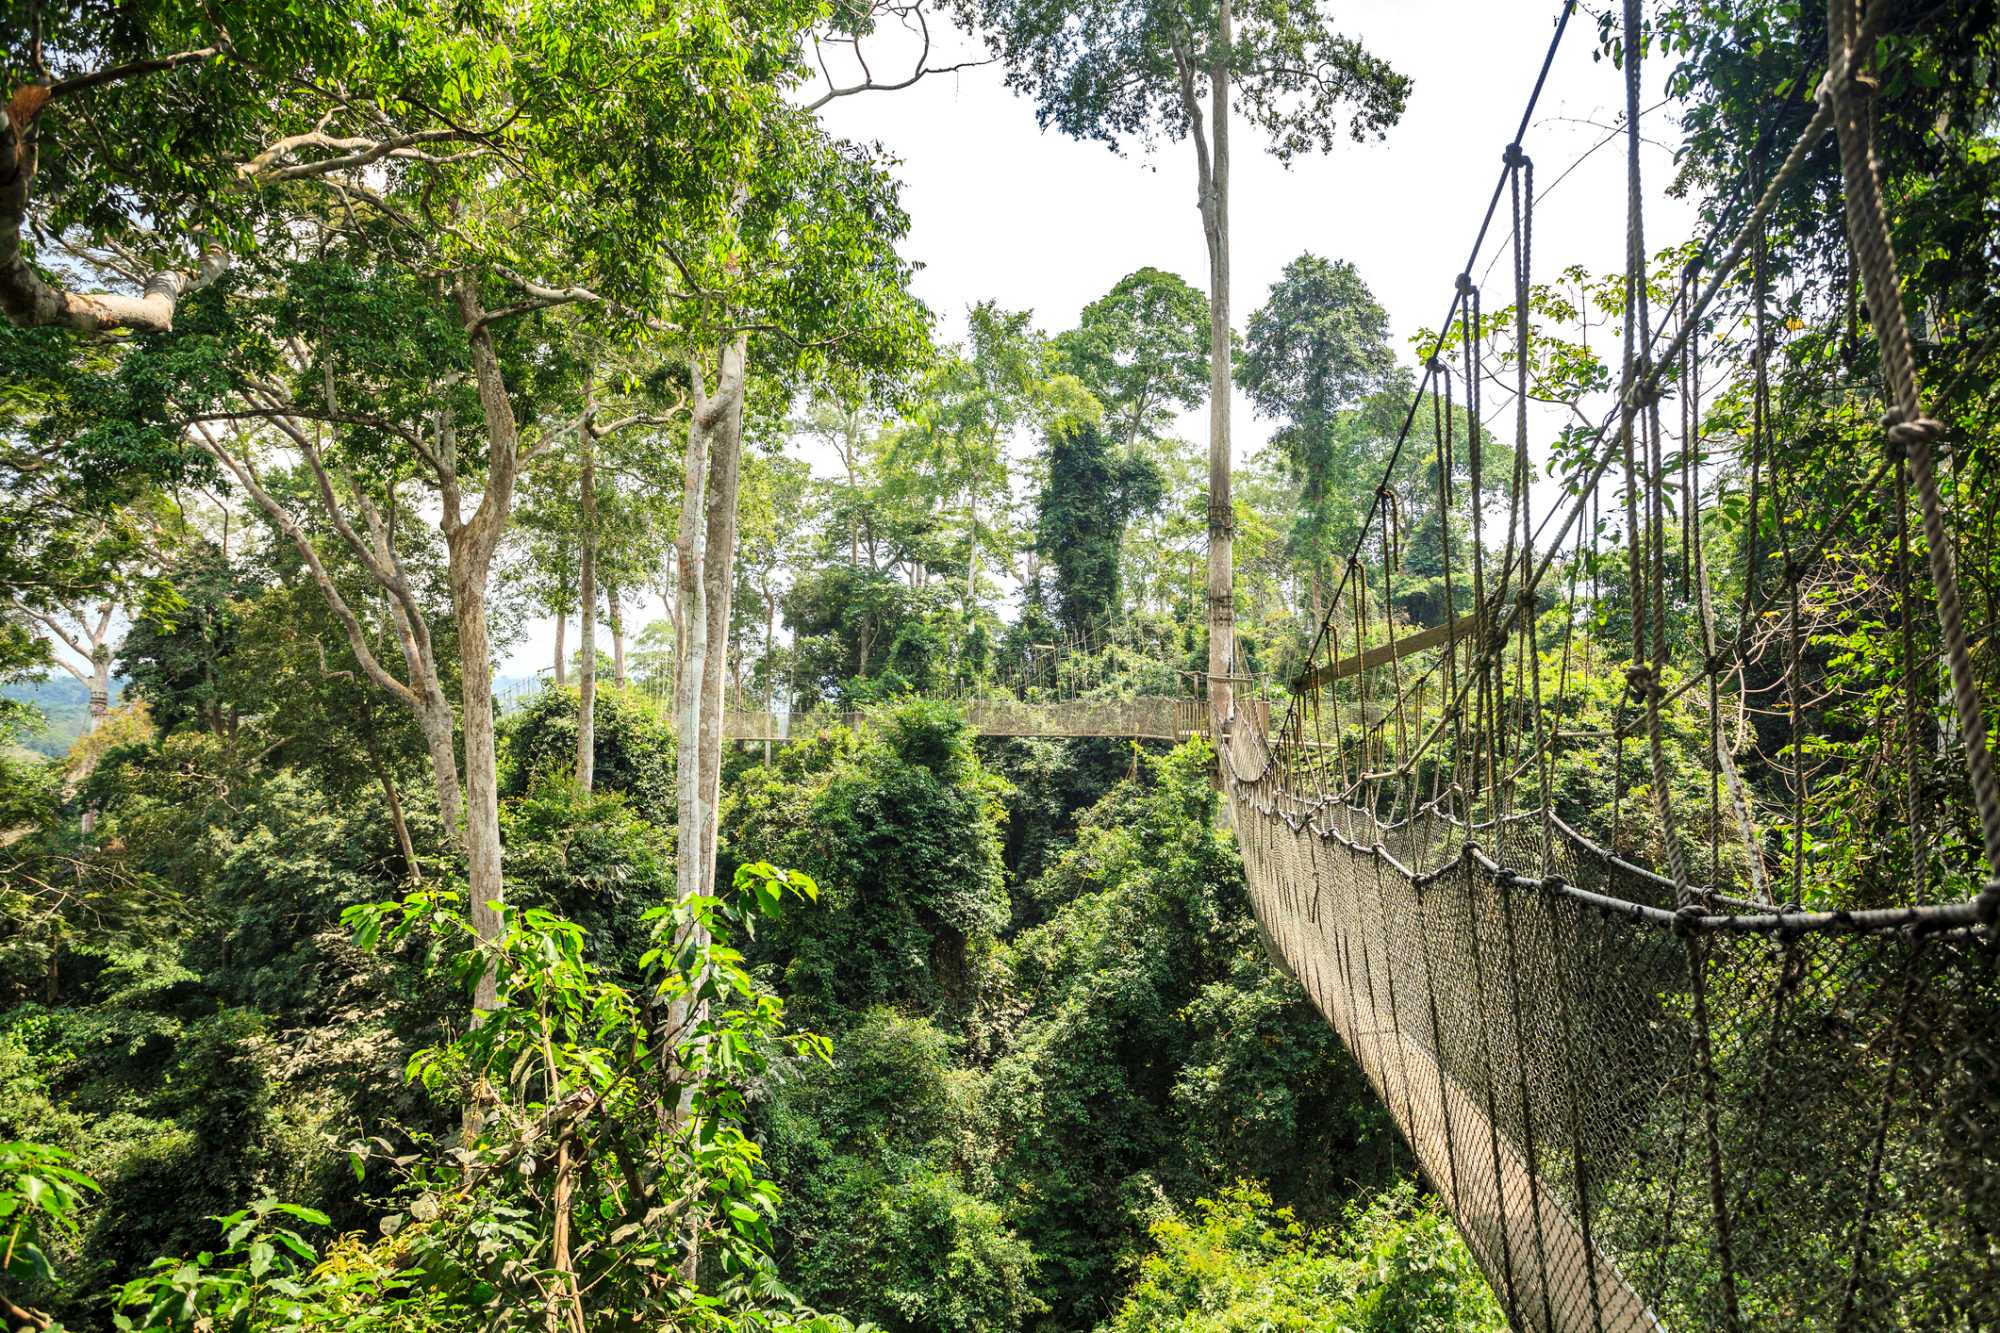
<box><xmin>501</xmin><ymin>0</ymin><xmax>1698</xmax><ymax>676</ymax></box>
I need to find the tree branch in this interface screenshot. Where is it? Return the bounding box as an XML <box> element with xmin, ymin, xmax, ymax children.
<box><xmin>40</xmin><ymin>48</ymin><xmax>220</xmax><ymax>104</ymax></box>
<box><xmin>807</xmin><ymin>1</ymin><xmax>993</xmax><ymax>109</ymax></box>
<box><xmin>191</xmin><ymin>422</ymin><xmax>421</xmax><ymax>711</ymax></box>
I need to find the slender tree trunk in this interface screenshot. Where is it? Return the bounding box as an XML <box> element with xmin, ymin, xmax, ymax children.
<box><xmin>698</xmin><ymin>335</ymin><xmax>750</xmax><ymax>894</ymax></box>
<box><xmin>417</xmin><ymin>694</ymin><xmax>464</xmax><ymax>845</ymax></box>
<box><xmin>576</xmin><ymin>420</ymin><xmax>598</xmax><ymax>792</ymax></box>
<box><xmin>1203</xmin><ymin>0</ymin><xmax>1235</xmax><ymax>737</ymax></box>
<box><xmin>549</xmin><ymin>1137</ymin><xmax>585</xmax><ymax>1333</ymax></box>
<box><xmin>450</xmin><ymin>572</ymin><xmax>505</xmax><ymax>1014</ymax></box>
<box><xmin>966</xmin><ymin>488</ymin><xmax>980</xmax><ymax>621</ymax></box>
<box><xmin>608</xmin><ymin>586</ymin><xmax>627</xmax><ymax>687</ymax></box>
<box><xmin>362</xmin><ymin>723</ymin><xmax>420</xmax><ymax>882</ymax></box>
<box><xmin>676</xmin><ymin>395</ymin><xmax>715</xmax><ymax>907</ymax></box>
<box><xmin>553</xmin><ymin>608</ymin><xmax>568</xmax><ymax>686</ymax></box>
<box><xmin>764</xmin><ymin>576</ymin><xmax>777</xmax><ymax>768</ymax></box>
<box><xmin>78</xmin><ymin>643</ymin><xmax>111</xmax><ymax>834</ymax></box>
<box><xmin>666</xmin><ymin>342</ymin><xmax>738</xmax><ymax>1282</ymax></box>
<box><xmin>666</xmin><ymin>582</ymin><xmax>683</xmax><ymax>711</ymax></box>
<box><xmin>86</xmin><ymin>647</ymin><xmax>109</xmax><ymax>731</ymax></box>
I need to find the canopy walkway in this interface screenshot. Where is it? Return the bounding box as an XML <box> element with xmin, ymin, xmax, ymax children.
<box><xmin>1214</xmin><ymin>3</ymin><xmax>2000</xmax><ymax>1329</ymax></box>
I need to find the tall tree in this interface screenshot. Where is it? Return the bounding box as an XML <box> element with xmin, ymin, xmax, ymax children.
<box><xmin>951</xmin><ymin>0</ymin><xmax>1409</xmax><ymax>729</ymax></box>
<box><xmin>1238</xmin><ymin>253</ymin><xmax>1395</xmax><ymax>615</ymax></box>
<box><xmin>1036</xmin><ymin>417</ymin><xmax>1164</xmax><ymax>637</ymax></box>
<box><xmin>1055</xmin><ymin>266</ymin><xmax>1210</xmax><ymax>449</ymax></box>
<box><xmin>886</xmin><ymin>303</ymin><xmax>1045</xmax><ymax>631</ymax></box>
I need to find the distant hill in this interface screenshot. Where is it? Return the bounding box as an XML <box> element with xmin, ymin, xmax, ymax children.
<box><xmin>2</xmin><ymin>677</ymin><xmax>126</xmax><ymax>758</ymax></box>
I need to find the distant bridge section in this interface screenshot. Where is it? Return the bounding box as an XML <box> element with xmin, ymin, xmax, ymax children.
<box><xmin>723</xmin><ymin>696</ymin><xmax>1267</xmax><ymax>744</ymax></box>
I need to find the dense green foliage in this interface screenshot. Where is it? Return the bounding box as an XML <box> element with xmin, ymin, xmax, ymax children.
<box><xmin>727</xmin><ymin>714</ymin><xmax>1409</xmax><ymax>1331</ymax></box>
<box><xmin>1103</xmin><ymin>1181</ymin><xmax>1503</xmax><ymax>1332</ymax></box>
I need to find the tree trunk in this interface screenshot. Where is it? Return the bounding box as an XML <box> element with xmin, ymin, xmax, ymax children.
<box><xmin>362</xmin><ymin>722</ymin><xmax>421</xmax><ymax>882</ymax></box>
<box><xmin>666</xmin><ymin>345</ymin><xmax>725</xmax><ymax>1269</ymax></box>
<box><xmin>608</xmin><ymin>586</ymin><xmax>627</xmax><ymax>687</ymax></box>
<box><xmin>576</xmin><ymin>420</ymin><xmax>598</xmax><ymax>792</ymax></box>
<box><xmin>86</xmin><ymin>646</ymin><xmax>110</xmax><ymax>731</ymax></box>
<box><xmin>416</xmin><ymin>693</ymin><xmax>464</xmax><ymax>845</ymax></box>
<box><xmin>553</xmin><ymin>608</ymin><xmax>568</xmax><ymax>686</ymax></box>
<box><xmin>698</xmin><ymin>335</ymin><xmax>750</xmax><ymax>894</ymax></box>
<box><xmin>451</xmin><ymin>574</ymin><xmax>505</xmax><ymax>1014</ymax></box>
<box><xmin>1203</xmin><ymin>0</ymin><xmax>1236</xmax><ymax>738</ymax></box>
<box><xmin>764</xmin><ymin>576</ymin><xmax>777</xmax><ymax>768</ymax></box>
<box><xmin>966</xmin><ymin>488</ymin><xmax>980</xmax><ymax>621</ymax></box>
<box><xmin>675</xmin><ymin>429</ymin><xmax>712</xmax><ymax>908</ymax></box>
<box><xmin>78</xmin><ymin>643</ymin><xmax>111</xmax><ymax>834</ymax></box>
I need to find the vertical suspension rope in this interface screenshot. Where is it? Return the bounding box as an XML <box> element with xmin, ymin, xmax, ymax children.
<box><xmin>1459</xmin><ymin>851</ymin><xmax>1524</xmax><ymax>1324</ymax></box>
<box><xmin>1436</xmin><ymin>366</ymin><xmax>1470</xmax><ymax>830</ymax></box>
<box><xmin>1511</xmin><ymin>149</ymin><xmax>1558</xmax><ymax>872</ymax></box>
<box><xmin>1547</xmin><ymin>890</ymin><xmax>1609</xmax><ymax>1333</ymax></box>
<box><xmin>1463</xmin><ymin>281</ymin><xmax>1503</xmax><ymax>825</ymax></box>
<box><xmin>1826</xmin><ymin>0</ymin><xmax>2000</xmax><ymax>891</ymax></box>
<box><xmin>1896</xmin><ymin>460</ymin><xmax>1926</xmax><ymax>899</ymax></box>
<box><xmin>1621</xmin><ymin>0</ymin><xmax>1693</xmax><ymax>902</ymax></box>
<box><xmin>1685</xmin><ymin>929</ymin><xmax>1744</xmax><ymax>1331</ymax></box>
<box><xmin>1833</xmin><ymin>938</ymin><xmax>1927</xmax><ymax>1329</ymax></box>
<box><xmin>1755</xmin><ymin>206</ymin><xmax>1811</xmax><ymax>908</ymax></box>
<box><xmin>1497</xmin><ymin>870</ymin><xmax>1558</xmax><ymax>1332</ymax></box>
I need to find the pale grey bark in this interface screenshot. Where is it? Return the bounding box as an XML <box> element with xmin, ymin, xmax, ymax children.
<box><xmin>608</xmin><ymin>587</ymin><xmax>627</xmax><ymax>687</ymax></box>
<box><xmin>698</xmin><ymin>335</ymin><xmax>750</xmax><ymax>887</ymax></box>
<box><xmin>576</xmin><ymin>413</ymin><xmax>598</xmax><ymax>792</ymax></box>
<box><xmin>1202</xmin><ymin>0</ymin><xmax>1236</xmax><ymax>737</ymax></box>
<box><xmin>450</xmin><ymin>277</ymin><xmax>533</xmax><ymax>1016</ymax></box>
<box><xmin>21</xmin><ymin>601</ymin><xmax>115</xmax><ymax>731</ymax></box>
<box><xmin>663</xmin><ymin>332</ymin><xmax>746</xmax><ymax>1282</ymax></box>
<box><xmin>1171</xmin><ymin>10</ymin><xmax>1236</xmax><ymax>737</ymax></box>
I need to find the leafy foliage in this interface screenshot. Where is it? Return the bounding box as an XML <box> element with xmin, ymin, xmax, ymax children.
<box><xmin>1103</xmin><ymin>1180</ymin><xmax>1504</xmax><ymax>1333</ymax></box>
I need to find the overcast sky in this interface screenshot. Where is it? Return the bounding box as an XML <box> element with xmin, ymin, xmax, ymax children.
<box><xmin>501</xmin><ymin>0</ymin><xmax>1697</xmax><ymax>676</ymax></box>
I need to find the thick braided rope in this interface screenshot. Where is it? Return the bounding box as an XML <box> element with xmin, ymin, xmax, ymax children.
<box><xmin>1621</xmin><ymin>0</ymin><xmax>1694</xmax><ymax>904</ymax></box>
<box><xmin>1827</xmin><ymin>0</ymin><xmax>2000</xmax><ymax>891</ymax></box>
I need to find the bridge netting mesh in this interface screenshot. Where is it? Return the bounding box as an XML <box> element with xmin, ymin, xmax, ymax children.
<box><xmin>1217</xmin><ymin>1</ymin><xmax>2000</xmax><ymax>1328</ymax></box>
<box><xmin>1225</xmin><ymin>723</ymin><xmax>1997</xmax><ymax>1330</ymax></box>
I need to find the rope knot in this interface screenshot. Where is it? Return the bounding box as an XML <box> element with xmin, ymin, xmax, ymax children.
<box><xmin>1503</xmin><ymin>142</ymin><xmax>1529</xmax><ymax>169</ymax></box>
<box><xmin>1456</xmin><ymin>273</ymin><xmax>1475</xmax><ymax>296</ymax></box>
<box><xmin>1673</xmin><ymin>902</ymin><xmax>1707</xmax><ymax>935</ymax></box>
<box><xmin>1977</xmin><ymin>877</ymin><xmax>2000</xmax><ymax>926</ymax></box>
<box><xmin>1625</xmin><ymin>362</ymin><xmax>1663</xmax><ymax>409</ymax></box>
<box><xmin>1625</xmin><ymin>663</ymin><xmax>1657</xmax><ymax>697</ymax></box>
<box><xmin>1426</xmin><ymin>355</ymin><xmax>1448</xmax><ymax>375</ymax></box>
<box><xmin>1883</xmin><ymin>414</ymin><xmax>1945</xmax><ymax>459</ymax></box>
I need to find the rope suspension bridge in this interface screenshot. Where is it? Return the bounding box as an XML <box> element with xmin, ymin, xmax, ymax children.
<box><xmin>1218</xmin><ymin>2</ymin><xmax>2000</xmax><ymax>1329</ymax></box>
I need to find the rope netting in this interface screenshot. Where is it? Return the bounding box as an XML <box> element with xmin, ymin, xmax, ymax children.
<box><xmin>1221</xmin><ymin>1</ymin><xmax>2000</xmax><ymax>1327</ymax></box>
